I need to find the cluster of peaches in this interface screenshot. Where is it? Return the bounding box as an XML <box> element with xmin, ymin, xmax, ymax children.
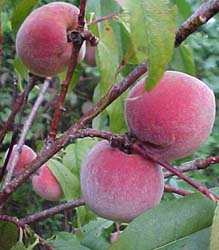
<box><xmin>8</xmin><ymin>2</ymin><xmax>216</xmax><ymax>222</ymax></box>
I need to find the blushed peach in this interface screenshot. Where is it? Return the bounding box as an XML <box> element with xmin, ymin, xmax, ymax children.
<box><xmin>80</xmin><ymin>140</ymin><xmax>164</xmax><ymax>222</ymax></box>
<box><xmin>5</xmin><ymin>144</ymin><xmax>36</xmax><ymax>176</ymax></box>
<box><xmin>16</xmin><ymin>2</ymin><xmax>86</xmax><ymax>76</ymax></box>
<box><xmin>125</xmin><ymin>71</ymin><xmax>216</xmax><ymax>161</ymax></box>
<box><xmin>32</xmin><ymin>164</ymin><xmax>63</xmax><ymax>201</ymax></box>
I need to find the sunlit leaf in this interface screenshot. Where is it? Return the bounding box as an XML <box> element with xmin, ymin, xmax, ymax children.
<box><xmin>210</xmin><ymin>202</ymin><xmax>219</xmax><ymax>250</ymax></box>
<box><xmin>11</xmin><ymin>0</ymin><xmax>38</xmax><ymax>34</ymax></box>
<box><xmin>111</xmin><ymin>192</ymin><xmax>216</xmax><ymax>250</ymax></box>
<box><xmin>119</xmin><ymin>0</ymin><xmax>177</xmax><ymax>90</ymax></box>
<box><xmin>48</xmin><ymin>159</ymin><xmax>80</xmax><ymax>201</ymax></box>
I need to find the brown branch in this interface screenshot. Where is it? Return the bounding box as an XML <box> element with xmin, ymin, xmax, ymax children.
<box><xmin>164</xmin><ymin>156</ymin><xmax>219</xmax><ymax>178</ymax></box>
<box><xmin>0</xmin><ymin>214</ymin><xmax>23</xmax><ymax>228</ymax></box>
<box><xmin>131</xmin><ymin>143</ymin><xmax>218</xmax><ymax>202</ymax></box>
<box><xmin>0</xmin><ymin>63</ymin><xmax>147</xmax><ymax>205</ymax></box>
<box><xmin>19</xmin><ymin>199</ymin><xmax>85</xmax><ymax>225</ymax></box>
<box><xmin>0</xmin><ymin>75</ymin><xmax>39</xmax><ymax>145</ymax></box>
<box><xmin>48</xmin><ymin>0</ymin><xmax>87</xmax><ymax>140</ymax></box>
<box><xmin>78</xmin><ymin>0</ymin><xmax>86</xmax><ymax>27</ymax></box>
<box><xmin>48</xmin><ymin>39</ymin><xmax>83</xmax><ymax>140</ymax></box>
<box><xmin>175</xmin><ymin>0</ymin><xmax>219</xmax><ymax>47</ymax></box>
<box><xmin>164</xmin><ymin>184</ymin><xmax>191</xmax><ymax>196</ymax></box>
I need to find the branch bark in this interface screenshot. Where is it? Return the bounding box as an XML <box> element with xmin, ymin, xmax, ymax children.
<box><xmin>175</xmin><ymin>0</ymin><xmax>219</xmax><ymax>47</ymax></box>
<box><xmin>19</xmin><ymin>199</ymin><xmax>85</xmax><ymax>225</ymax></box>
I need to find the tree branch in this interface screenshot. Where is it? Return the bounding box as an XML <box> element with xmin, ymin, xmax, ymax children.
<box><xmin>2</xmin><ymin>78</ymin><xmax>50</xmax><ymax>189</ymax></box>
<box><xmin>19</xmin><ymin>199</ymin><xmax>85</xmax><ymax>225</ymax></box>
<box><xmin>0</xmin><ymin>63</ymin><xmax>147</xmax><ymax>205</ymax></box>
<box><xmin>164</xmin><ymin>184</ymin><xmax>191</xmax><ymax>196</ymax></box>
<box><xmin>175</xmin><ymin>0</ymin><xmax>219</xmax><ymax>47</ymax></box>
<box><xmin>131</xmin><ymin>143</ymin><xmax>218</xmax><ymax>202</ymax></box>
<box><xmin>48</xmin><ymin>0</ymin><xmax>87</xmax><ymax>141</ymax></box>
<box><xmin>0</xmin><ymin>75</ymin><xmax>39</xmax><ymax>145</ymax></box>
<box><xmin>164</xmin><ymin>156</ymin><xmax>219</xmax><ymax>178</ymax></box>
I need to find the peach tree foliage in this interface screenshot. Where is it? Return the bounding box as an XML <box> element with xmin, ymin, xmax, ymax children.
<box><xmin>0</xmin><ymin>0</ymin><xmax>219</xmax><ymax>250</ymax></box>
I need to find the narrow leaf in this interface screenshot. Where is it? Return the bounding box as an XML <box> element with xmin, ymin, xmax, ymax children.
<box><xmin>48</xmin><ymin>159</ymin><xmax>80</xmax><ymax>201</ymax></box>
<box><xmin>210</xmin><ymin>202</ymin><xmax>219</xmax><ymax>250</ymax></box>
<box><xmin>160</xmin><ymin>227</ymin><xmax>210</xmax><ymax>250</ymax></box>
<box><xmin>11</xmin><ymin>0</ymin><xmax>38</xmax><ymax>35</ymax></box>
<box><xmin>48</xmin><ymin>232</ymin><xmax>80</xmax><ymax>250</ymax></box>
<box><xmin>120</xmin><ymin>0</ymin><xmax>177</xmax><ymax>90</ymax></box>
<box><xmin>169</xmin><ymin>43</ymin><xmax>195</xmax><ymax>75</ymax></box>
<box><xmin>111</xmin><ymin>193</ymin><xmax>216</xmax><ymax>250</ymax></box>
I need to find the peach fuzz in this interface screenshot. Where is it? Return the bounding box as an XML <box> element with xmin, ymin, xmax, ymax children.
<box><xmin>32</xmin><ymin>165</ymin><xmax>63</xmax><ymax>201</ymax></box>
<box><xmin>6</xmin><ymin>144</ymin><xmax>36</xmax><ymax>176</ymax></box>
<box><xmin>80</xmin><ymin>140</ymin><xmax>164</xmax><ymax>222</ymax></box>
<box><xmin>125</xmin><ymin>71</ymin><xmax>216</xmax><ymax>161</ymax></box>
<box><xmin>16</xmin><ymin>2</ymin><xmax>86</xmax><ymax>77</ymax></box>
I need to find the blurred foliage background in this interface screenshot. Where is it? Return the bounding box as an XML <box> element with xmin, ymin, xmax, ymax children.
<box><xmin>0</xmin><ymin>0</ymin><xmax>218</xmax><ymax>243</ymax></box>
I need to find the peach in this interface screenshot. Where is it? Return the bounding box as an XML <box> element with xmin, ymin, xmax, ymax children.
<box><xmin>125</xmin><ymin>71</ymin><xmax>216</xmax><ymax>161</ymax></box>
<box><xmin>80</xmin><ymin>140</ymin><xmax>164</xmax><ymax>222</ymax></box>
<box><xmin>84</xmin><ymin>43</ymin><xmax>96</xmax><ymax>67</ymax></box>
<box><xmin>16</xmin><ymin>2</ymin><xmax>86</xmax><ymax>77</ymax></box>
<box><xmin>5</xmin><ymin>144</ymin><xmax>36</xmax><ymax>176</ymax></box>
<box><xmin>32</xmin><ymin>164</ymin><xmax>63</xmax><ymax>201</ymax></box>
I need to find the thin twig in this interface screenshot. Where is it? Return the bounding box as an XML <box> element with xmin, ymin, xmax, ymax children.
<box><xmin>131</xmin><ymin>143</ymin><xmax>218</xmax><ymax>203</ymax></box>
<box><xmin>164</xmin><ymin>184</ymin><xmax>191</xmax><ymax>196</ymax></box>
<box><xmin>175</xmin><ymin>0</ymin><xmax>219</xmax><ymax>47</ymax></box>
<box><xmin>19</xmin><ymin>199</ymin><xmax>85</xmax><ymax>225</ymax></box>
<box><xmin>0</xmin><ymin>63</ymin><xmax>147</xmax><ymax>205</ymax></box>
<box><xmin>164</xmin><ymin>156</ymin><xmax>219</xmax><ymax>178</ymax></box>
<box><xmin>0</xmin><ymin>75</ymin><xmax>38</xmax><ymax>145</ymax></box>
<box><xmin>2</xmin><ymin>78</ymin><xmax>50</xmax><ymax>189</ymax></box>
<box><xmin>48</xmin><ymin>0</ymin><xmax>87</xmax><ymax>140</ymax></box>
<box><xmin>0</xmin><ymin>214</ymin><xmax>23</xmax><ymax>228</ymax></box>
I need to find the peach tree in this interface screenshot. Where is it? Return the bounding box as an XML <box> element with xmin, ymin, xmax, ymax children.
<box><xmin>0</xmin><ymin>0</ymin><xmax>219</xmax><ymax>249</ymax></box>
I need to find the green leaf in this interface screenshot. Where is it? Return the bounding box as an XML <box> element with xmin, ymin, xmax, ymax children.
<box><xmin>171</xmin><ymin>0</ymin><xmax>191</xmax><ymax>25</ymax></box>
<box><xmin>0</xmin><ymin>221</ymin><xmax>19</xmax><ymax>250</ymax></box>
<box><xmin>80</xmin><ymin>218</ymin><xmax>113</xmax><ymax>250</ymax></box>
<box><xmin>63</xmin><ymin>138</ymin><xmax>98</xmax><ymax>178</ymax></box>
<box><xmin>11</xmin><ymin>0</ymin><xmax>38</xmax><ymax>35</ymax></box>
<box><xmin>58</xmin><ymin>64</ymin><xmax>83</xmax><ymax>93</ymax></box>
<box><xmin>107</xmin><ymin>94</ymin><xmax>127</xmax><ymax>134</ymax></box>
<box><xmin>76</xmin><ymin>206</ymin><xmax>96</xmax><ymax>228</ymax></box>
<box><xmin>210</xmin><ymin>202</ymin><xmax>219</xmax><ymax>250</ymax></box>
<box><xmin>111</xmin><ymin>192</ymin><xmax>216</xmax><ymax>250</ymax></box>
<box><xmin>48</xmin><ymin>232</ymin><xmax>81</xmax><ymax>250</ymax></box>
<box><xmin>13</xmin><ymin>57</ymin><xmax>28</xmax><ymax>83</ymax></box>
<box><xmin>48</xmin><ymin>159</ymin><xmax>80</xmax><ymax>201</ymax></box>
<box><xmin>120</xmin><ymin>0</ymin><xmax>177</xmax><ymax>91</ymax></box>
<box><xmin>169</xmin><ymin>43</ymin><xmax>196</xmax><ymax>75</ymax></box>
<box><xmin>160</xmin><ymin>227</ymin><xmax>210</xmax><ymax>250</ymax></box>
<box><xmin>9</xmin><ymin>242</ymin><xmax>26</xmax><ymax>250</ymax></box>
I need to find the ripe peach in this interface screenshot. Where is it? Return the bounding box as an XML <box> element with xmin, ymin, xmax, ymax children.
<box><xmin>16</xmin><ymin>2</ymin><xmax>86</xmax><ymax>77</ymax></box>
<box><xmin>5</xmin><ymin>144</ymin><xmax>36</xmax><ymax>176</ymax></box>
<box><xmin>32</xmin><ymin>164</ymin><xmax>63</xmax><ymax>201</ymax></box>
<box><xmin>80</xmin><ymin>140</ymin><xmax>164</xmax><ymax>222</ymax></box>
<box><xmin>125</xmin><ymin>71</ymin><xmax>216</xmax><ymax>161</ymax></box>
<box><xmin>84</xmin><ymin>43</ymin><xmax>96</xmax><ymax>67</ymax></box>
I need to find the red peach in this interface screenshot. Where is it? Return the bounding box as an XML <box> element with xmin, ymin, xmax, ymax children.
<box><xmin>16</xmin><ymin>2</ymin><xmax>86</xmax><ymax>77</ymax></box>
<box><xmin>6</xmin><ymin>144</ymin><xmax>36</xmax><ymax>176</ymax></box>
<box><xmin>32</xmin><ymin>164</ymin><xmax>63</xmax><ymax>201</ymax></box>
<box><xmin>125</xmin><ymin>71</ymin><xmax>216</xmax><ymax>161</ymax></box>
<box><xmin>80</xmin><ymin>140</ymin><xmax>164</xmax><ymax>222</ymax></box>
<box><xmin>84</xmin><ymin>43</ymin><xmax>96</xmax><ymax>67</ymax></box>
